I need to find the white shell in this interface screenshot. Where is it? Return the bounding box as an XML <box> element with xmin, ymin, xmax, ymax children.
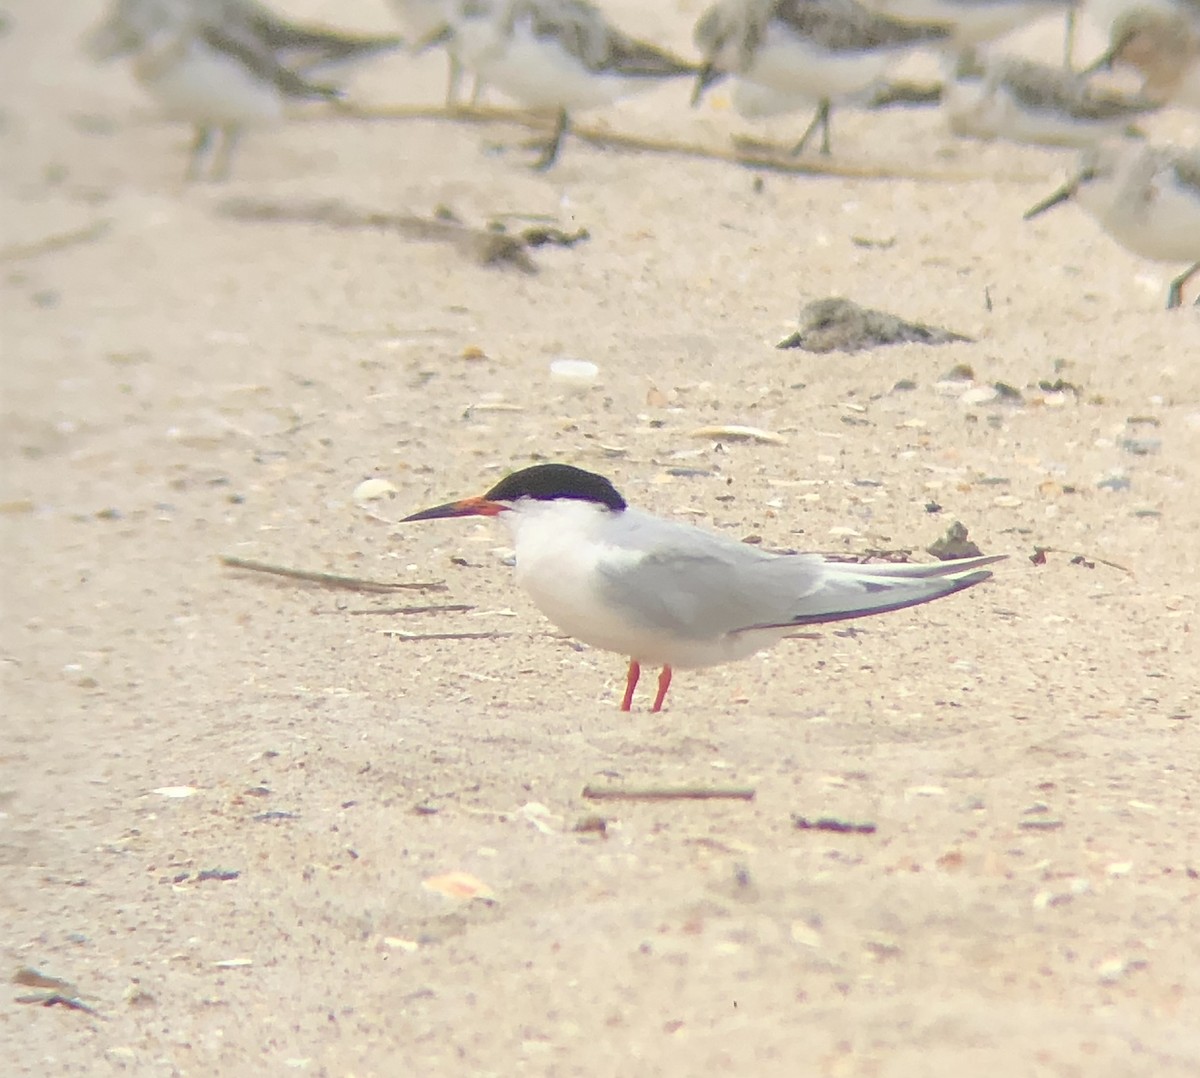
<box><xmin>353</xmin><ymin>478</ymin><xmax>398</xmax><ymax>503</ymax></box>
<box><xmin>549</xmin><ymin>358</ymin><xmax>599</xmax><ymax>391</ymax></box>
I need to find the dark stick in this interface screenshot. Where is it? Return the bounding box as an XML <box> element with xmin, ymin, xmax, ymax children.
<box><xmin>331</xmin><ymin>105</ymin><xmax>1034</xmax><ymax>182</ymax></box>
<box><xmin>381</xmin><ymin>630</ymin><xmax>512</xmax><ymax>641</ymax></box>
<box><xmin>1030</xmin><ymin>547</ymin><xmax>1132</xmax><ymax>573</ymax></box>
<box><xmin>342</xmin><ymin>604</ymin><xmax>475</xmax><ymax>615</ymax></box>
<box><xmin>581</xmin><ymin>785</ymin><xmax>756</xmax><ymax>802</ymax></box>
<box><xmin>220</xmin><ymin>555</ymin><xmax>446</xmax><ymax>593</ymax></box>
<box><xmin>0</xmin><ymin>219</ymin><xmax>110</xmax><ymax>263</ymax></box>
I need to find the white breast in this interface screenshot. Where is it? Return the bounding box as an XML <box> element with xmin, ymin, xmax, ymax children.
<box><xmin>743</xmin><ymin>23</ymin><xmax>899</xmax><ymax>101</ymax></box>
<box><xmin>505</xmin><ymin>501</ymin><xmax>789</xmax><ymax>669</ymax></box>
<box><xmin>135</xmin><ymin>35</ymin><xmax>285</xmax><ymax>127</ymax></box>
<box><xmin>460</xmin><ymin>17</ymin><xmax>642</xmax><ymax>110</ymax></box>
<box><xmin>1080</xmin><ymin>163</ymin><xmax>1200</xmax><ymax>263</ymax></box>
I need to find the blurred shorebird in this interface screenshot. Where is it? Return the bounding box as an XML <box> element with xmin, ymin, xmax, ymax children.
<box><xmin>450</xmin><ymin>0</ymin><xmax>697</xmax><ymax>169</ymax></box>
<box><xmin>1092</xmin><ymin>6</ymin><xmax>1200</xmax><ymax>111</ymax></box>
<box><xmin>692</xmin><ymin>0</ymin><xmax>951</xmax><ymax>156</ymax></box>
<box><xmin>942</xmin><ymin>51</ymin><xmax>1159</xmax><ymax>146</ymax></box>
<box><xmin>1026</xmin><ymin>140</ymin><xmax>1200</xmax><ymax>307</ymax></box>
<box><xmin>86</xmin><ymin>0</ymin><xmax>403</xmax><ymax>180</ymax></box>
<box><xmin>386</xmin><ymin>0</ymin><xmax>484</xmax><ymax>105</ymax></box>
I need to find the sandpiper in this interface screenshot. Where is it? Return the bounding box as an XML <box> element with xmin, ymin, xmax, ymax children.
<box><xmin>943</xmin><ymin>51</ymin><xmax>1158</xmax><ymax>146</ymax></box>
<box><xmin>86</xmin><ymin>0</ymin><xmax>400</xmax><ymax>180</ymax></box>
<box><xmin>453</xmin><ymin>0</ymin><xmax>697</xmax><ymax>169</ymax></box>
<box><xmin>693</xmin><ymin>0</ymin><xmax>951</xmax><ymax>156</ymax></box>
<box><xmin>1097</xmin><ymin>6</ymin><xmax>1200</xmax><ymax>111</ymax></box>
<box><xmin>1025</xmin><ymin>140</ymin><xmax>1200</xmax><ymax>307</ymax></box>
<box><xmin>386</xmin><ymin>0</ymin><xmax>482</xmax><ymax>105</ymax></box>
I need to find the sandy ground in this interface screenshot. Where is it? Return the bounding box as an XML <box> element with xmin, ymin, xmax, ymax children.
<box><xmin>2</xmin><ymin>1</ymin><xmax>1199</xmax><ymax>1074</ymax></box>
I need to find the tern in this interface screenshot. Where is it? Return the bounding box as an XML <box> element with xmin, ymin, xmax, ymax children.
<box><xmin>402</xmin><ymin>464</ymin><xmax>1004</xmax><ymax>712</ymax></box>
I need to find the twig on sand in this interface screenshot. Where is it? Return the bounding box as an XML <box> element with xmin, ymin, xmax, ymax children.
<box><xmin>341</xmin><ymin>604</ymin><xmax>475</xmax><ymax>616</ymax></box>
<box><xmin>793</xmin><ymin>815</ymin><xmax>877</xmax><ymax>834</ymax></box>
<box><xmin>0</xmin><ymin>219</ymin><xmax>110</xmax><ymax>263</ymax></box>
<box><xmin>335</xmin><ymin>104</ymin><xmax>1020</xmax><ymax>182</ymax></box>
<box><xmin>12</xmin><ymin>967</ymin><xmax>104</xmax><ymax>1018</ymax></box>
<box><xmin>833</xmin><ymin>548</ymin><xmax>915</xmax><ymax>564</ymax></box>
<box><xmin>15</xmin><ymin>992</ymin><xmax>104</xmax><ymax>1016</ymax></box>
<box><xmin>216</xmin><ymin>197</ymin><xmax>541</xmax><ymax>273</ymax></box>
<box><xmin>581</xmin><ymin>785</ymin><xmax>756</xmax><ymax>802</ymax></box>
<box><xmin>1030</xmin><ymin>547</ymin><xmax>1133</xmax><ymax>573</ymax></box>
<box><xmin>220</xmin><ymin>555</ymin><xmax>446</xmax><ymax>593</ymax></box>
<box><xmin>380</xmin><ymin>630</ymin><xmax>512</xmax><ymax>641</ymax></box>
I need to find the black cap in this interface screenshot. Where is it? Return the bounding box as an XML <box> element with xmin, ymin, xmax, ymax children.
<box><xmin>484</xmin><ymin>464</ymin><xmax>627</xmax><ymax>511</ymax></box>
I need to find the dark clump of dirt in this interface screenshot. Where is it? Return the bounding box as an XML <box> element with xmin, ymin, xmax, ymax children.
<box><xmin>927</xmin><ymin>521</ymin><xmax>984</xmax><ymax>560</ymax></box>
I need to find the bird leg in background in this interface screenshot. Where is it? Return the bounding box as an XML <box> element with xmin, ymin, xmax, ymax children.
<box><xmin>651</xmin><ymin>666</ymin><xmax>673</xmax><ymax>713</ymax></box>
<box><xmin>620</xmin><ymin>659</ymin><xmax>641</xmax><ymax>711</ymax></box>
<box><xmin>533</xmin><ymin>108</ymin><xmax>570</xmax><ymax>170</ymax></box>
<box><xmin>1062</xmin><ymin>8</ymin><xmax>1076</xmax><ymax>70</ymax></box>
<box><xmin>446</xmin><ymin>56</ymin><xmax>486</xmax><ymax>107</ymax></box>
<box><xmin>210</xmin><ymin>125</ymin><xmax>242</xmax><ymax>182</ymax></box>
<box><xmin>1167</xmin><ymin>260</ymin><xmax>1200</xmax><ymax>309</ymax></box>
<box><xmin>791</xmin><ymin>99</ymin><xmax>832</xmax><ymax>157</ymax></box>
<box><xmin>186</xmin><ymin>124</ymin><xmax>216</xmax><ymax>182</ymax></box>
<box><xmin>445</xmin><ymin>53</ymin><xmax>463</xmax><ymax>106</ymax></box>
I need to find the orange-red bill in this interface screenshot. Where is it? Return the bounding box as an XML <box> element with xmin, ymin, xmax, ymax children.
<box><xmin>401</xmin><ymin>495</ymin><xmax>507</xmax><ymax>522</ymax></box>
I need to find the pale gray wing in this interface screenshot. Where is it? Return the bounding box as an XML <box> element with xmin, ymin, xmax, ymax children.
<box><xmin>229</xmin><ymin>0</ymin><xmax>405</xmax><ymax>75</ymax></box>
<box><xmin>199</xmin><ymin>21</ymin><xmax>342</xmax><ymax>100</ymax></box>
<box><xmin>597</xmin><ymin>543</ymin><xmax>830</xmax><ymax>641</ymax></box>
<box><xmin>598</xmin><ymin>515</ymin><xmax>1002</xmax><ymax>638</ymax></box>
<box><xmin>593</xmin><ymin>511</ymin><xmax>826</xmax><ymax>638</ymax></box>
<box><xmin>776</xmin><ymin>0</ymin><xmax>952</xmax><ymax>51</ymax></box>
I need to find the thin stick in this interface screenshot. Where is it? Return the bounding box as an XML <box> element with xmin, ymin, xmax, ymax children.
<box><xmin>581</xmin><ymin>785</ymin><xmax>756</xmax><ymax>802</ymax></box>
<box><xmin>342</xmin><ymin>604</ymin><xmax>474</xmax><ymax>615</ymax></box>
<box><xmin>0</xmin><ymin>219</ymin><xmax>110</xmax><ymax>263</ymax></box>
<box><xmin>571</xmin><ymin>129</ymin><xmax>960</xmax><ymax>181</ymax></box>
<box><xmin>381</xmin><ymin>630</ymin><xmax>512</xmax><ymax>641</ymax></box>
<box><xmin>15</xmin><ymin>993</ymin><xmax>104</xmax><ymax>1016</ymax></box>
<box><xmin>793</xmin><ymin>815</ymin><xmax>877</xmax><ymax>834</ymax></box>
<box><xmin>334</xmin><ymin>102</ymin><xmax>548</xmax><ymax>127</ymax></box>
<box><xmin>220</xmin><ymin>555</ymin><xmax>446</xmax><ymax>593</ymax></box>
<box><xmin>216</xmin><ymin>197</ymin><xmax>538</xmax><ymax>273</ymax></box>
<box><xmin>334</xmin><ymin>104</ymin><xmax>1036</xmax><ymax>183</ymax></box>
<box><xmin>1030</xmin><ymin>547</ymin><xmax>1133</xmax><ymax>574</ymax></box>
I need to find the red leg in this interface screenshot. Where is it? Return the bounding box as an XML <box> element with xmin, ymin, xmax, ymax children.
<box><xmin>620</xmin><ymin>659</ymin><xmax>640</xmax><ymax>711</ymax></box>
<box><xmin>650</xmin><ymin>666</ymin><xmax>673</xmax><ymax>713</ymax></box>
